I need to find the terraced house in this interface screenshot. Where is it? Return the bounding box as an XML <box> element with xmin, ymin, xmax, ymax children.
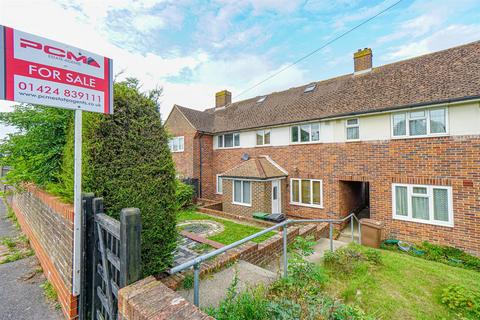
<box><xmin>165</xmin><ymin>41</ymin><xmax>480</xmax><ymax>256</ymax></box>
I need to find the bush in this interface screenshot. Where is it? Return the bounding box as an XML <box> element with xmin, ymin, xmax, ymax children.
<box><xmin>175</xmin><ymin>180</ymin><xmax>194</xmax><ymax>209</ymax></box>
<box><xmin>323</xmin><ymin>245</ymin><xmax>382</xmax><ymax>275</ymax></box>
<box><xmin>84</xmin><ymin>80</ymin><xmax>177</xmax><ymax>275</ymax></box>
<box><xmin>441</xmin><ymin>284</ymin><xmax>480</xmax><ymax>319</ymax></box>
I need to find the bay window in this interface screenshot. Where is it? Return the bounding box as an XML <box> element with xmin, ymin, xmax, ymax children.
<box><xmin>392</xmin><ymin>184</ymin><xmax>453</xmax><ymax>227</ymax></box>
<box><xmin>290</xmin><ymin>178</ymin><xmax>323</xmax><ymax>208</ymax></box>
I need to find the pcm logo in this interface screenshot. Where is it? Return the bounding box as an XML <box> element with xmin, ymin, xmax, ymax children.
<box><xmin>19</xmin><ymin>38</ymin><xmax>101</xmax><ymax>68</ymax></box>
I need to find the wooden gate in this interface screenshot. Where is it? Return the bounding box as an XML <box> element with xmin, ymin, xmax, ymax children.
<box><xmin>80</xmin><ymin>194</ymin><xmax>142</xmax><ymax>320</ymax></box>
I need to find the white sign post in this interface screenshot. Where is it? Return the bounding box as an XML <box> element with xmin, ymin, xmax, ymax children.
<box><xmin>0</xmin><ymin>25</ymin><xmax>113</xmax><ymax>296</ymax></box>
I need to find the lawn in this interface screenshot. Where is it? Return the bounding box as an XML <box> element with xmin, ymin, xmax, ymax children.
<box><xmin>177</xmin><ymin>209</ymin><xmax>277</xmax><ymax>245</ymax></box>
<box><xmin>324</xmin><ymin>245</ymin><xmax>479</xmax><ymax>319</ymax></box>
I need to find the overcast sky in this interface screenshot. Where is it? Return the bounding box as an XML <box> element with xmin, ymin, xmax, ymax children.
<box><xmin>1</xmin><ymin>0</ymin><xmax>480</xmax><ymax>138</ymax></box>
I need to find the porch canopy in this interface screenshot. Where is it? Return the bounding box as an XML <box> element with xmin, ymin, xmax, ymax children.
<box><xmin>220</xmin><ymin>155</ymin><xmax>287</xmax><ymax>180</ymax></box>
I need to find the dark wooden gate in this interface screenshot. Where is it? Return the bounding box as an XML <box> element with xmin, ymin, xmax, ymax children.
<box><xmin>80</xmin><ymin>194</ymin><xmax>142</xmax><ymax>320</ymax></box>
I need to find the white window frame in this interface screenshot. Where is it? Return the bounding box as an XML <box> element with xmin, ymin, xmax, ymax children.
<box><xmin>345</xmin><ymin>118</ymin><xmax>360</xmax><ymax>141</ymax></box>
<box><xmin>216</xmin><ymin>174</ymin><xmax>223</xmax><ymax>194</ymax></box>
<box><xmin>392</xmin><ymin>183</ymin><xmax>453</xmax><ymax>227</ymax></box>
<box><xmin>217</xmin><ymin>133</ymin><xmax>240</xmax><ymax>149</ymax></box>
<box><xmin>290</xmin><ymin>123</ymin><xmax>320</xmax><ymax>144</ymax></box>
<box><xmin>256</xmin><ymin>129</ymin><xmax>271</xmax><ymax>146</ymax></box>
<box><xmin>169</xmin><ymin>136</ymin><xmax>184</xmax><ymax>152</ymax></box>
<box><xmin>232</xmin><ymin>180</ymin><xmax>252</xmax><ymax>207</ymax></box>
<box><xmin>391</xmin><ymin>107</ymin><xmax>449</xmax><ymax>138</ymax></box>
<box><xmin>290</xmin><ymin>178</ymin><xmax>323</xmax><ymax>208</ymax></box>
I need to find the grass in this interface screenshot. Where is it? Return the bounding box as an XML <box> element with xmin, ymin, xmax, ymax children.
<box><xmin>40</xmin><ymin>280</ymin><xmax>61</xmax><ymax>310</ymax></box>
<box><xmin>177</xmin><ymin>209</ymin><xmax>276</xmax><ymax>245</ymax></box>
<box><xmin>324</xmin><ymin>244</ymin><xmax>480</xmax><ymax>320</ymax></box>
<box><xmin>0</xmin><ymin>235</ymin><xmax>34</xmax><ymax>264</ymax></box>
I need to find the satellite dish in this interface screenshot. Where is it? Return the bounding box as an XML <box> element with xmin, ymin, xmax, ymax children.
<box><xmin>241</xmin><ymin>153</ymin><xmax>250</xmax><ymax>161</ymax></box>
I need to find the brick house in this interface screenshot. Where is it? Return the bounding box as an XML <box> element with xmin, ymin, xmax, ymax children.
<box><xmin>165</xmin><ymin>41</ymin><xmax>480</xmax><ymax>256</ymax></box>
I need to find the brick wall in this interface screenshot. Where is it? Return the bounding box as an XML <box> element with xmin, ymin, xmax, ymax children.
<box><xmin>118</xmin><ymin>276</ymin><xmax>213</xmax><ymax>320</ymax></box>
<box><xmin>165</xmin><ymin>107</ymin><xmax>197</xmax><ymax>179</ymax></box>
<box><xmin>7</xmin><ymin>184</ymin><xmax>77</xmax><ymax>319</ymax></box>
<box><xmin>199</xmin><ymin>136</ymin><xmax>480</xmax><ymax>256</ymax></box>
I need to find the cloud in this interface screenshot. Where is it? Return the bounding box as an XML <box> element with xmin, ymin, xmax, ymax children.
<box><xmin>383</xmin><ymin>24</ymin><xmax>480</xmax><ymax>61</ymax></box>
<box><xmin>332</xmin><ymin>0</ymin><xmax>395</xmax><ymax>30</ymax></box>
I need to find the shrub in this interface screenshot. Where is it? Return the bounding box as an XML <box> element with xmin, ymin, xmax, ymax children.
<box><xmin>323</xmin><ymin>245</ymin><xmax>382</xmax><ymax>275</ymax></box>
<box><xmin>175</xmin><ymin>180</ymin><xmax>194</xmax><ymax>209</ymax></box>
<box><xmin>441</xmin><ymin>284</ymin><xmax>480</xmax><ymax>318</ymax></box>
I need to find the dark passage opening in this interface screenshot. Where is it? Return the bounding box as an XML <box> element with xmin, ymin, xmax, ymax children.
<box><xmin>339</xmin><ymin>180</ymin><xmax>370</xmax><ymax>219</ymax></box>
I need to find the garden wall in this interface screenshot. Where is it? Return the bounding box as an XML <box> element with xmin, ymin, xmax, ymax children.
<box><xmin>5</xmin><ymin>184</ymin><xmax>77</xmax><ymax>319</ymax></box>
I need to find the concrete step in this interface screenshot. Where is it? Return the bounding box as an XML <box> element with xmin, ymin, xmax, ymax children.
<box><xmin>177</xmin><ymin>260</ymin><xmax>277</xmax><ymax>308</ymax></box>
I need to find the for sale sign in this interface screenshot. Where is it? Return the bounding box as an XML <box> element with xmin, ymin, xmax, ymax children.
<box><xmin>0</xmin><ymin>25</ymin><xmax>113</xmax><ymax>114</ymax></box>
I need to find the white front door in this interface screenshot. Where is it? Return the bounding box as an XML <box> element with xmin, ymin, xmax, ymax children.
<box><xmin>271</xmin><ymin>180</ymin><xmax>281</xmax><ymax>213</ymax></box>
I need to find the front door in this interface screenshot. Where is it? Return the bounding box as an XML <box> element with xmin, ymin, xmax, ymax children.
<box><xmin>271</xmin><ymin>180</ymin><xmax>281</xmax><ymax>214</ymax></box>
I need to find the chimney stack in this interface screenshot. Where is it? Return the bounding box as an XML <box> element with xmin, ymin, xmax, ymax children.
<box><xmin>215</xmin><ymin>90</ymin><xmax>232</xmax><ymax>108</ymax></box>
<box><xmin>354</xmin><ymin>48</ymin><xmax>372</xmax><ymax>74</ymax></box>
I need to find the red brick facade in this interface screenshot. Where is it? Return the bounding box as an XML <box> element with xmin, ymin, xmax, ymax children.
<box><xmin>167</xmin><ymin>114</ymin><xmax>480</xmax><ymax>256</ymax></box>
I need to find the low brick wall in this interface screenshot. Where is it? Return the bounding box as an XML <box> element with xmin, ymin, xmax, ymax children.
<box><xmin>118</xmin><ymin>276</ymin><xmax>213</xmax><ymax>320</ymax></box>
<box><xmin>161</xmin><ymin>222</ymin><xmax>328</xmax><ymax>290</ymax></box>
<box><xmin>6</xmin><ymin>184</ymin><xmax>77</xmax><ymax>319</ymax></box>
<box><xmin>198</xmin><ymin>205</ymin><xmax>275</xmax><ymax>228</ymax></box>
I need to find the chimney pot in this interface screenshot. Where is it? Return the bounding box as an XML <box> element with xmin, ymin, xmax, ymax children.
<box><xmin>215</xmin><ymin>90</ymin><xmax>232</xmax><ymax>108</ymax></box>
<box><xmin>353</xmin><ymin>48</ymin><xmax>372</xmax><ymax>74</ymax></box>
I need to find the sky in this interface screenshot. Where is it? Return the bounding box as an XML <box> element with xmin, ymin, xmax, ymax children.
<box><xmin>1</xmin><ymin>0</ymin><xmax>480</xmax><ymax>137</ymax></box>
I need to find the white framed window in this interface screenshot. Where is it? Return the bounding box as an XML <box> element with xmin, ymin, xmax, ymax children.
<box><xmin>232</xmin><ymin>180</ymin><xmax>251</xmax><ymax>206</ymax></box>
<box><xmin>290</xmin><ymin>178</ymin><xmax>323</xmax><ymax>208</ymax></box>
<box><xmin>168</xmin><ymin>136</ymin><xmax>184</xmax><ymax>152</ymax></box>
<box><xmin>218</xmin><ymin>133</ymin><xmax>240</xmax><ymax>148</ymax></box>
<box><xmin>290</xmin><ymin>123</ymin><xmax>320</xmax><ymax>143</ymax></box>
<box><xmin>256</xmin><ymin>130</ymin><xmax>271</xmax><ymax>146</ymax></box>
<box><xmin>391</xmin><ymin>107</ymin><xmax>448</xmax><ymax>138</ymax></box>
<box><xmin>216</xmin><ymin>174</ymin><xmax>223</xmax><ymax>194</ymax></box>
<box><xmin>346</xmin><ymin>118</ymin><xmax>359</xmax><ymax>140</ymax></box>
<box><xmin>392</xmin><ymin>183</ymin><xmax>453</xmax><ymax>227</ymax></box>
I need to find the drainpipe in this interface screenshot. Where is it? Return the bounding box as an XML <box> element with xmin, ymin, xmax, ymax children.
<box><xmin>198</xmin><ymin>132</ymin><xmax>203</xmax><ymax>198</ymax></box>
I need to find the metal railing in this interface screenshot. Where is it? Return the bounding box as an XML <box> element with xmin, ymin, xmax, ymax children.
<box><xmin>170</xmin><ymin>213</ymin><xmax>361</xmax><ymax>307</ymax></box>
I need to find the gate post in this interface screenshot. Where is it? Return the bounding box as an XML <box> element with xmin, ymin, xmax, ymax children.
<box><xmin>119</xmin><ymin>208</ymin><xmax>142</xmax><ymax>287</ymax></box>
<box><xmin>79</xmin><ymin>193</ymin><xmax>94</xmax><ymax>320</ymax></box>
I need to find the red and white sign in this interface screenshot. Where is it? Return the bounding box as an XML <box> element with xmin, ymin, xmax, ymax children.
<box><xmin>0</xmin><ymin>25</ymin><xmax>113</xmax><ymax>114</ymax></box>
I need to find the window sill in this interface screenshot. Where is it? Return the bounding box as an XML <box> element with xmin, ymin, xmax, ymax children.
<box><xmin>290</xmin><ymin>141</ymin><xmax>321</xmax><ymax>145</ymax></box>
<box><xmin>393</xmin><ymin>215</ymin><xmax>453</xmax><ymax>228</ymax></box>
<box><xmin>290</xmin><ymin>202</ymin><xmax>323</xmax><ymax>209</ymax></box>
<box><xmin>215</xmin><ymin>146</ymin><xmax>242</xmax><ymax>150</ymax></box>
<box><xmin>171</xmin><ymin>150</ymin><xmax>184</xmax><ymax>153</ymax></box>
<box><xmin>391</xmin><ymin>133</ymin><xmax>449</xmax><ymax>140</ymax></box>
<box><xmin>255</xmin><ymin>144</ymin><xmax>272</xmax><ymax>148</ymax></box>
<box><xmin>232</xmin><ymin>202</ymin><xmax>252</xmax><ymax>207</ymax></box>
<box><xmin>215</xmin><ymin>192</ymin><xmax>223</xmax><ymax>195</ymax></box>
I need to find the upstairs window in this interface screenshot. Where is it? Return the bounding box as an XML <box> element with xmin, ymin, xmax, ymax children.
<box><xmin>392</xmin><ymin>108</ymin><xmax>447</xmax><ymax>137</ymax></box>
<box><xmin>218</xmin><ymin>133</ymin><xmax>240</xmax><ymax>148</ymax></box>
<box><xmin>392</xmin><ymin>183</ymin><xmax>453</xmax><ymax>227</ymax></box>
<box><xmin>256</xmin><ymin>130</ymin><xmax>271</xmax><ymax>146</ymax></box>
<box><xmin>346</xmin><ymin>118</ymin><xmax>359</xmax><ymax>140</ymax></box>
<box><xmin>291</xmin><ymin>123</ymin><xmax>320</xmax><ymax>143</ymax></box>
<box><xmin>169</xmin><ymin>136</ymin><xmax>184</xmax><ymax>152</ymax></box>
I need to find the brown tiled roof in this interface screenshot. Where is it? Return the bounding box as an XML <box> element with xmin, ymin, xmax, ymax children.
<box><xmin>174</xmin><ymin>105</ymin><xmax>214</xmax><ymax>132</ymax></box>
<box><xmin>175</xmin><ymin>40</ymin><xmax>480</xmax><ymax>133</ymax></box>
<box><xmin>221</xmin><ymin>156</ymin><xmax>287</xmax><ymax>179</ymax></box>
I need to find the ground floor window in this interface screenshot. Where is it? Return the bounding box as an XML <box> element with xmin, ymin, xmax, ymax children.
<box><xmin>392</xmin><ymin>184</ymin><xmax>453</xmax><ymax>227</ymax></box>
<box><xmin>216</xmin><ymin>174</ymin><xmax>223</xmax><ymax>194</ymax></box>
<box><xmin>290</xmin><ymin>178</ymin><xmax>323</xmax><ymax>208</ymax></box>
<box><xmin>233</xmin><ymin>180</ymin><xmax>251</xmax><ymax>206</ymax></box>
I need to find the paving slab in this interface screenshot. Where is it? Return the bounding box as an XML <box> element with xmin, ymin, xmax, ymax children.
<box><xmin>178</xmin><ymin>260</ymin><xmax>278</xmax><ymax>308</ymax></box>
